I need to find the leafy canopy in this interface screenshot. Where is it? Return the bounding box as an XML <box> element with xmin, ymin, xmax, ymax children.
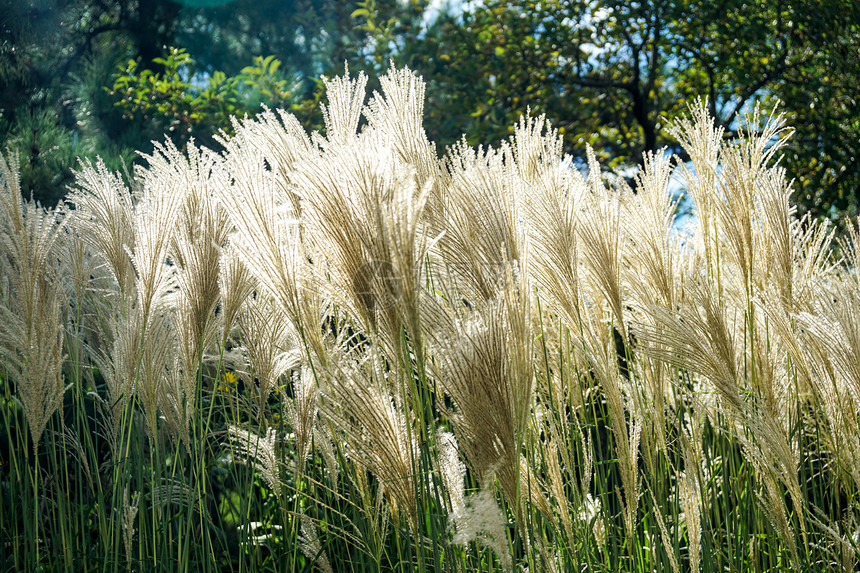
<box><xmin>364</xmin><ymin>0</ymin><xmax>860</xmax><ymax>227</ymax></box>
<box><xmin>110</xmin><ymin>47</ymin><xmax>297</xmax><ymax>147</ymax></box>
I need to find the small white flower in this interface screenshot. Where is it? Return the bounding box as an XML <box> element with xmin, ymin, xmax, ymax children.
<box><xmin>450</xmin><ymin>488</ymin><xmax>512</xmax><ymax>571</ymax></box>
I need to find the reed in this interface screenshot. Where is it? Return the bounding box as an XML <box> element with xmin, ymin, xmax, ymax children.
<box><xmin>1</xmin><ymin>67</ymin><xmax>858</xmax><ymax>572</ymax></box>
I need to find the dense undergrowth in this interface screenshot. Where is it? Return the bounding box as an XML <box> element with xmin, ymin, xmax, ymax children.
<box><xmin>1</xmin><ymin>66</ymin><xmax>859</xmax><ymax>572</ymax></box>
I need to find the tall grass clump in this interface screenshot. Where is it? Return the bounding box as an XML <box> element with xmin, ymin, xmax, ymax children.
<box><xmin>1</xmin><ymin>66</ymin><xmax>859</xmax><ymax>572</ymax></box>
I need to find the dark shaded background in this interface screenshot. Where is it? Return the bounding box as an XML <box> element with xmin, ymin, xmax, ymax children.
<box><xmin>1</xmin><ymin>0</ymin><xmax>858</xmax><ymax>230</ymax></box>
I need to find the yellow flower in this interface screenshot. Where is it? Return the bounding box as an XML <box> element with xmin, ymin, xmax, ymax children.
<box><xmin>217</xmin><ymin>372</ymin><xmax>238</xmax><ymax>394</ymax></box>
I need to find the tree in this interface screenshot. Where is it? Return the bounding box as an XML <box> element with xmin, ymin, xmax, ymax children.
<box><xmin>372</xmin><ymin>0</ymin><xmax>860</xmax><ymax>227</ymax></box>
<box><xmin>0</xmin><ymin>0</ymin><xmax>182</xmax><ymax>204</ymax></box>
<box><xmin>0</xmin><ymin>0</ymin><xmax>382</xmax><ymax>205</ymax></box>
<box><xmin>172</xmin><ymin>0</ymin><xmax>366</xmax><ymax>76</ymax></box>
<box><xmin>772</xmin><ymin>4</ymin><xmax>860</xmax><ymax>222</ymax></box>
<box><xmin>110</xmin><ymin>48</ymin><xmax>301</xmax><ymax>149</ymax></box>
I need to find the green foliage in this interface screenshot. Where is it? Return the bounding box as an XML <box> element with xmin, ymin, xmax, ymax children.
<box><xmin>1</xmin><ymin>109</ymin><xmax>78</xmax><ymax>205</ymax></box>
<box><xmin>2</xmin><ymin>0</ymin><xmax>857</xmax><ymax>225</ymax></box>
<box><xmin>370</xmin><ymin>0</ymin><xmax>860</xmax><ymax>228</ymax></box>
<box><xmin>0</xmin><ymin>0</ymin><xmax>376</xmax><ymax>206</ymax></box>
<box><xmin>173</xmin><ymin>0</ymin><xmax>368</xmax><ymax>75</ymax></box>
<box><xmin>110</xmin><ymin>47</ymin><xmax>299</xmax><ymax>147</ymax></box>
<box><xmin>0</xmin><ymin>0</ymin><xmax>185</xmax><ymax>206</ymax></box>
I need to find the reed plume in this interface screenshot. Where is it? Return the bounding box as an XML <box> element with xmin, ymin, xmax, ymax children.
<box><xmin>426</xmin><ymin>267</ymin><xmax>533</xmax><ymax>513</ymax></box>
<box><xmin>237</xmin><ymin>291</ymin><xmax>300</xmax><ymax>414</ymax></box>
<box><xmin>228</xmin><ymin>424</ymin><xmax>282</xmax><ymax>501</ymax></box>
<box><xmin>6</xmin><ymin>64</ymin><xmax>860</xmax><ymax>573</ymax></box>
<box><xmin>68</xmin><ymin>157</ymin><xmax>137</xmax><ymax>298</ymax></box>
<box><xmin>0</xmin><ymin>152</ymin><xmax>67</xmax><ymax>453</ymax></box>
<box><xmin>436</xmin><ymin>140</ymin><xmax>525</xmax><ymax>304</ymax></box>
<box><xmin>283</xmin><ymin>365</ymin><xmax>320</xmax><ymax>482</ymax></box>
<box><xmin>291</xmin><ymin>68</ymin><xmax>434</xmax><ymax>357</ymax></box>
<box><xmin>318</xmin><ymin>348</ymin><xmax>419</xmax><ymax>528</ymax></box>
<box><xmin>166</xmin><ymin>141</ymin><xmax>230</xmax><ymax>401</ymax></box>
<box><xmin>217</xmin><ymin>119</ymin><xmax>327</xmax><ymax>367</ymax></box>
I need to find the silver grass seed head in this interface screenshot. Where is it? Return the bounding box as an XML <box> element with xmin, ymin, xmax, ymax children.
<box><xmin>451</xmin><ymin>488</ymin><xmax>513</xmax><ymax>572</ymax></box>
<box><xmin>67</xmin><ymin>158</ymin><xmax>137</xmax><ymax>298</ymax></box>
<box><xmin>228</xmin><ymin>424</ymin><xmax>282</xmax><ymax>500</ymax></box>
<box><xmin>0</xmin><ymin>152</ymin><xmax>68</xmax><ymax>453</ymax></box>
